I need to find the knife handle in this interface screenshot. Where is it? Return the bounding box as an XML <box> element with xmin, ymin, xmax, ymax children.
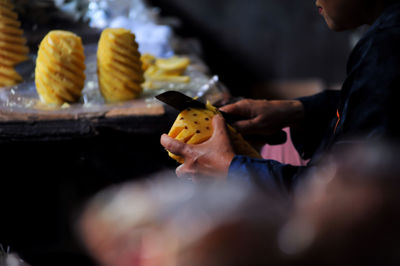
<box><xmin>219</xmin><ymin>111</ymin><xmax>287</xmax><ymax>145</ymax></box>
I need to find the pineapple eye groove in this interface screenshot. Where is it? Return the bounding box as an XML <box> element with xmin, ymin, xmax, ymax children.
<box><xmin>184</xmin><ymin>133</ymin><xmax>195</xmax><ymax>143</ymax></box>
<box><xmin>169</xmin><ymin>126</ymin><xmax>184</xmax><ymax>138</ymax></box>
<box><xmin>205</xmin><ymin>118</ymin><xmax>209</xmax><ymax>121</ymax></box>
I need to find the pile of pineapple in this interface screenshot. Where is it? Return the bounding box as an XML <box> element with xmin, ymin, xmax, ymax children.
<box><xmin>141</xmin><ymin>53</ymin><xmax>191</xmax><ymax>89</ymax></box>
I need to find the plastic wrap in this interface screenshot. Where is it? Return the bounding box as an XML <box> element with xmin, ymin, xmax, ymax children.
<box><xmin>0</xmin><ymin>44</ymin><xmax>225</xmax><ymax>117</ymax></box>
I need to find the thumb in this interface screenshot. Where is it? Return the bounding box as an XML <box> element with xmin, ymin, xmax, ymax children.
<box><xmin>210</xmin><ymin>114</ymin><xmax>230</xmax><ymax>141</ymax></box>
<box><xmin>160</xmin><ymin>134</ymin><xmax>188</xmax><ymax>157</ymax></box>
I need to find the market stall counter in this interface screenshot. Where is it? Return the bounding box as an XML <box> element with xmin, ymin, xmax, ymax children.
<box><xmin>0</xmin><ymin>47</ymin><xmax>228</xmax><ymax>266</ymax></box>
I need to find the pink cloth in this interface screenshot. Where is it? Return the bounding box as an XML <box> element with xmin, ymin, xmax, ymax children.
<box><xmin>261</xmin><ymin>127</ymin><xmax>308</xmax><ymax>166</ymax></box>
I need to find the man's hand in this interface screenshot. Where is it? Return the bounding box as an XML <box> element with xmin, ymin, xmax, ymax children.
<box><xmin>219</xmin><ymin>99</ymin><xmax>304</xmax><ymax>135</ymax></box>
<box><xmin>160</xmin><ymin>115</ymin><xmax>235</xmax><ymax>180</ymax></box>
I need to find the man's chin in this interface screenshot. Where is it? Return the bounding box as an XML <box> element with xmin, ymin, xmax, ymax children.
<box><xmin>324</xmin><ymin>19</ymin><xmax>339</xmax><ymax>31</ymax></box>
<box><xmin>325</xmin><ymin>19</ymin><xmax>365</xmax><ymax>32</ymax></box>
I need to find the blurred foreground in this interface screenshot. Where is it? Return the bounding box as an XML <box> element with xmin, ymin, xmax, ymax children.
<box><xmin>79</xmin><ymin>141</ymin><xmax>400</xmax><ymax>266</ymax></box>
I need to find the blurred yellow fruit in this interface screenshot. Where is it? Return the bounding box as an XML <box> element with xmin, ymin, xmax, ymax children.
<box><xmin>140</xmin><ymin>53</ymin><xmax>156</xmax><ymax>71</ymax></box>
<box><xmin>155</xmin><ymin>56</ymin><xmax>190</xmax><ymax>75</ymax></box>
<box><xmin>141</xmin><ymin>54</ymin><xmax>191</xmax><ymax>89</ymax></box>
<box><xmin>97</xmin><ymin>28</ymin><xmax>144</xmax><ymax>102</ymax></box>
<box><xmin>35</xmin><ymin>30</ymin><xmax>86</xmax><ymax>105</ymax></box>
<box><xmin>0</xmin><ymin>0</ymin><xmax>29</xmax><ymax>87</ymax></box>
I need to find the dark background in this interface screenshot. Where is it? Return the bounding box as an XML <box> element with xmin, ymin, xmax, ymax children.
<box><xmin>147</xmin><ymin>0</ymin><xmax>353</xmax><ymax>97</ymax></box>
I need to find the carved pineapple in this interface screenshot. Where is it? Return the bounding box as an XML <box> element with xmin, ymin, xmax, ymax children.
<box><xmin>167</xmin><ymin>103</ymin><xmax>261</xmax><ymax>164</ymax></box>
<box><xmin>0</xmin><ymin>0</ymin><xmax>29</xmax><ymax>87</ymax></box>
<box><xmin>35</xmin><ymin>30</ymin><xmax>86</xmax><ymax>105</ymax></box>
<box><xmin>97</xmin><ymin>28</ymin><xmax>144</xmax><ymax>102</ymax></box>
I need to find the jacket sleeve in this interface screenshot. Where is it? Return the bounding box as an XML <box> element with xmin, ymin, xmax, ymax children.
<box><xmin>226</xmin><ymin>91</ymin><xmax>340</xmax><ymax>192</ymax></box>
<box><xmin>291</xmin><ymin>90</ymin><xmax>340</xmax><ymax>159</ymax></box>
<box><xmin>227</xmin><ymin>155</ymin><xmax>307</xmax><ymax>193</ymax></box>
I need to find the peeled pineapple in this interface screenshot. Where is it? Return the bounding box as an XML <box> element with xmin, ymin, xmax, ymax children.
<box><xmin>35</xmin><ymin>30</ymin><xmax>86</xmax><ymax>105</ymax></box>
<box><xmin>167</xmin><ymin>102</ymin><xmax>261</xmax><ymax>164</ymax></box>
<box><xmin>0</xmin><ymin>0</ymin><xmax>29</xmax><ymax>87</ymax></box>
<box><xmin>97</xmin><ymin>28</ymin><xmax>144</xmax><ymax>103</ymax></box>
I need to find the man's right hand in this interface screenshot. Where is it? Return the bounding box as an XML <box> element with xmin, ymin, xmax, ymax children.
<box><xmin>219</xmin><ymin>99</ymin><xmax>304</xmax><ymax>135</ymax></box>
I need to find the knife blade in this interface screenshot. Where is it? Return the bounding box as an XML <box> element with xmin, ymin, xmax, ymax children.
<box><xmin>156</xmin><ymin>90</ymin><xmax>287</xmax><ymax>145</ymax></box>
<box><xmin>155</xmin><ymin>90</ymin><xmax>250</xmax><ymax>124</ymax></box>
<box><xmin>155</xmin><ymin>90</ymin><xmax>207</xmax><ymax>112</ymax></box>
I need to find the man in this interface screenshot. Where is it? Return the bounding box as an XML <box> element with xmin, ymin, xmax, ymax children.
<box><xmin>161</xmin><ymin>0</ymin><xmax>400</xmax><ymax>192</ymax></box>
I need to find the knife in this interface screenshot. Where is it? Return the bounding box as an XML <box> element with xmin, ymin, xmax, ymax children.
<box><xmin>156</xmin><ymin>90</ymin><xmax>287</xmax><ymax>145</ymax></box>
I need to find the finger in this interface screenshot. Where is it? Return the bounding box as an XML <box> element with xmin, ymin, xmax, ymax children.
<box><xmin>211</xmin><ymin>114</ymin><xmax>230</xmax><ymax>140</ymax></box>
<box><xmin>219</xmin><ymin>103</ymin><xmax>238</xmax><ymax>113</ymax></box>
<box><xmin>231</xmin><ymin>118</ymin><xmax>260</xmax><ymax>134</ymax></box>
<box><xmin>160</xmin><ymin>134</ymin><xmax>188</xmax><ymax>157</ymax></box>
<box><xmin>210</xmin><ymin>115</ymin><xmax>235</xmax><ymax>159</ymax></box>
<box><xmin>219</xmin><ymin>100</ymin><xmax>252</xmax><ymax>117</ymax></box>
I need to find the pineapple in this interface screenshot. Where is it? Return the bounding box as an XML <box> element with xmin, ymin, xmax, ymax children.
<box><xmin>0</xmin><ymin>0</ymin><xmax>29</xmax><ymax>87</ymax></box>
<box><xmin>167</xmin><ymin>102</ymin><xmax>261</xmax><ymax>164</ymax></box>
<box><xmin>140</xmin><ymin>53</ymin><xmax>156</xmax><ymax>71</ymax></box>
<box><xmin>155</xmin><ymin>56</ymin><xmax>190</xmax><ymax>76</ymax></box>
<box><xmin>97</xmin><ymin>28</ymin><xmax>144</xmax><ymax>103</ymax></box>
<box><xmin>35</xmin><ymin>30</ymin><xmax>86</xmax><ymax>105</ymax></box>
<box><xmin>141</xmin><ymin>54</ymin><xmax>191</xmax><ymax>89</ymax></box>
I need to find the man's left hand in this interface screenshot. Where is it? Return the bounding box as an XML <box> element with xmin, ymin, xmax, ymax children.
<box><xmin>160</xmin><ymin>114</ymin><xmax>235</xmax><ymax>180</ymax></box>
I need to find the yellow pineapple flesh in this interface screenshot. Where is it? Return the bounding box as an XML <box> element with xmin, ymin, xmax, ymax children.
<box><xmin>35</xmin><ymin>30</ymin><xmax>86</xmax><ymax>105</ymax></box>
<box><xmin>97</xmin><ymin>28</ymin><xmax>144</xmax><ymax>103</ymax></box>
<box><xmin>0</xmin><ymin>0</ymin><xmax>29</xmax><ymax>87</ymax></box>
<box><xmin>167</xmin><ymin>102</ymin><xmax>261</xmax><ymax>164</ymax></box>
<box><xmin>141</xmin><ymin>54</ymin><xmax>191</xmax><ymax>89</ymax></box>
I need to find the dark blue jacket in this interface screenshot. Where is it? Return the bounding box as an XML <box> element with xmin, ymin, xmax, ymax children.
<box><xmin>228</xmin><ymin>2</ymin><xmax>400</xmax><ymax>193</ymax></box>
